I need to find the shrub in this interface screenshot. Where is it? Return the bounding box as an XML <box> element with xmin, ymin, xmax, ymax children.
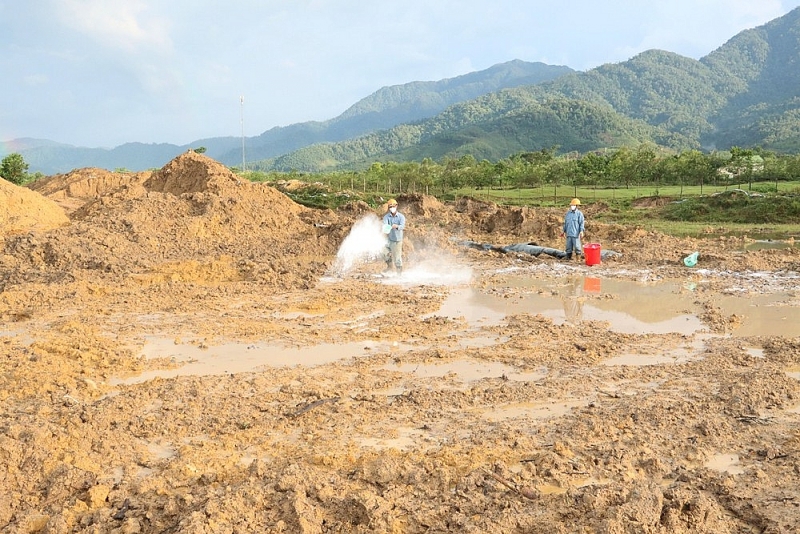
<box><xmin>1</xmin><ymin>153</ymin><xmax>29</xmax><ymax>185</ymax></box>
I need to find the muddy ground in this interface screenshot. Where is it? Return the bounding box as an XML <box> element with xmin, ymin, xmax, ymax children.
<box><xmin>2</xmin><ymin>151</ymin><xmax>800</xmax><ymax>533</ymax></box>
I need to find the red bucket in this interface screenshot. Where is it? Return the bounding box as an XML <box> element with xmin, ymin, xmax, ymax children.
<box><xmin>583</xmin><ymin>243</ymin><xmax>601</xmax><ymax>266</ymax></box>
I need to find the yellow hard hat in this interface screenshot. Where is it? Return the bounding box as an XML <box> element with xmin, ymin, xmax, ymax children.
<box><xmin>388</xmin><ymin>199</ymin><xmax>398</xmax><ymax>207</ymax></box>
<box><xmin>570</xmin><ymin>198</ymin><xmax>581</xmax><ymax>206</ymax></box>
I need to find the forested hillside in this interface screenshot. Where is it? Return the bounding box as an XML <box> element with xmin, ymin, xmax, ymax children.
<box><xmin>266</xmin><ymin>94</ymin><xmax>694</xmax><ymax>172</ymax></box>
<box><xmin>6</xmin><ymin>61</ymin><xmax>570</xmax><ymax>174</ymax></box>
<box><xmin>7</xmin><ymin>8</ymin><xmax>800</xmax><ymax>175</ymax></box>
<box><xmin>217</xmin><ymin>60</ymin><xmax>573</xmax><ymax>164</ymax></box>
<box><xmin>254</xmin><ymin>7</ymin><xmax>800</xmax><ymax>172</ymax></box>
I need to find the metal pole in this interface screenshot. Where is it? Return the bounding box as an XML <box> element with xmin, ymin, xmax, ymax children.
<box><xmin>240</xmin><ymin>96</ymin><xmax>246</xmax><ymax>172</ymax></box>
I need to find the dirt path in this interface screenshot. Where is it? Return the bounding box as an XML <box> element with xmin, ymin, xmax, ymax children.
<box><xmin>2</xmin><ymin>152</ymin><xmax>800</xmax><ymax>533</ymax></box>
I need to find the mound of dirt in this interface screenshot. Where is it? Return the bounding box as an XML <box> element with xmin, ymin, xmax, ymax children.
<box><xmin>632</xmin><ymin>196</ymin><xmax>674</xmax><ymax>208</ymax></box>
<box><xmin>273</xmin><ymin>178</ymin><xmax>326</xmax><ymax>192</ymax></box>
<box><xmin>0</xmin><ymin>179</ymin><xmax>69</xmax><ymax>236</ymax></box>
<box><xmin>26</xmin><ymin>167</ymin><xmax>150</xmax><ymax>215</ymax></box>
<box><xmin>452</xmin><ymin>195</ymin><xmax>562</xmax><ymax>238</ymax></box>
<box><xmin>144</xmin><ymin>150</ymin><xmax>240</xmax><ymax>196</ymax></box>
<box><xmin>393</xmin><ymin>193</ymin><xmax>447</xmax><ymax>217</ymax></box>
<box><xmin>0</xmin><ymin>152</ymin><xmax>351</xmax><ymax>312</ymax></box>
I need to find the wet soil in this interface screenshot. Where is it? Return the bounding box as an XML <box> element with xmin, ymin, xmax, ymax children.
<box><xmin>2</xmin><ymin>152</ymin><xmax>800</xmax><ymax>533</ymax></box>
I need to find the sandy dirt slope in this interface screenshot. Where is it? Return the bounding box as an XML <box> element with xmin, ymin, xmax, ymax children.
<box><xmin>2</xmin><ymin>151</ymin><xmax>800</xmax><ymax>533</ymax></box>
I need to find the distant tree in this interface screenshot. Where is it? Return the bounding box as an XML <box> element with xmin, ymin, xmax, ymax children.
<box><xmin>1</xmin><ymin>153</ymin><xmax>29</xmax><ymax>185</ymax></box>
<box><xmin>609</xmin><ymin>147</ymin><xmax>636</xmax><ymax>190</ymax></box>
<box><xmin>193</xmin><ymin>147</ymin><xmax>207</xmax><ymax>154</ymax></box>
<box><xmin>674</xmin><ymin>150</ymin><xmax>714</xmax><ymax>196</ymax></box>
<box><xmin>729</xmin><ymin>146</ymin><xmax>762</xmax><ymax>190</ymax></box>
<box><xmin>418</xmin><ymin>157</ymin><xmax>437</xmax><ymax>195</ymax></box>
<box><xmin>473</xmin><ymin>159</ymin><xmax>496</xmax><ymax>198</ymax></box>
<box><xmin>578</xmin><ymin>152</ymin><xmax>611</xmax><ymax>192</ymax></box>
<box><xmin>520</xmin><ymin>147</ymin><xmax>557</xmax><ymax>166</ymax></box>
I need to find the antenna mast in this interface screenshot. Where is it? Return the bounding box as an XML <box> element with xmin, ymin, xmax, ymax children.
<box><xmin>240</xmin><ymin>95</ymin><xmax>246</xmax><ymax>172</ymax></box>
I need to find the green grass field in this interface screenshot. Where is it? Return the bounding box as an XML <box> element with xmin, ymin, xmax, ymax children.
<box><xmin>453</xmin><ymin>181</ymin><xmax>800</xmax><ymax>238</ymax></box>
<box><xmin>454</xmin><ymin>180</ymin><xmax>800</xmax><ymax>207</ymax></box>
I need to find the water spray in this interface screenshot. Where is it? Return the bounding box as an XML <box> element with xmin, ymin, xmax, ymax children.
<box><xmin>330</xmin><ymin>214</ymin><xmax>387</xmax><ymax>276</ymax></box>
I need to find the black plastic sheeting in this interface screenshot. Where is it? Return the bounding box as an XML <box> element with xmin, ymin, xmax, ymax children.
<box><xmin>458</xmin><ymin>241</ymin><xmax>622</xmax><ymax>260</ymax></box>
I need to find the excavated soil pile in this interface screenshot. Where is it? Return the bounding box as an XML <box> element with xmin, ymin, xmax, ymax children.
<box><xmin>1</xmin><ymin>152</ymin><xmax>800</xmax><ymax>533</ymax></box>
<box><xmin>27</xmin><ymin>168</ymin><xmax>151</xmax><ymax>216</ymax></box>
<box><xmin>454</xmin><ymin>196</ymin><xmax>560</xmax><ymax>238</ymax></box>
<box><xmin>1</xmin><ymin>152</ymin><xmax>359</xmax><ymax>321</ymax></box>
<box><xmin>0</xmin><ymin>179</ymin><xmax>69</xmax><ymax>235</ymax></box>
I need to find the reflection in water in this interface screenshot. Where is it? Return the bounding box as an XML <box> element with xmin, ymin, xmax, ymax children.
<box><xmin>433</xmin><ymin>279</ymin><xmax>706</xmax><ymax>335</ymax></box>
<box><xmin>560</xmin><ymin>276</ymin><xmax>585</xmax><ymax>325</ymax></box>
<box><xmin>111</xmin><ymin>272</ymin><xmax>800</xmax><ymax>385</ymax></box>
<box><xmin>433</xmin><ymin>274</ymin><xmax>800</xmax><ymax>337</ymax></box>
<box><xmin>583</xmin><ymin>277</ymin><xmax>601</xmax><ymax>293</ymax></box>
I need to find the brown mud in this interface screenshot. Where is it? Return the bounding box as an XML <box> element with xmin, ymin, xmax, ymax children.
<box><xmin>2</xmin><ymin>151</ymin><xmax>800</xmax><ymax>533</ymax></box>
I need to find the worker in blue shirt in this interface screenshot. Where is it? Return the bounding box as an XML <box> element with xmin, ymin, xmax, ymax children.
<box><xmin>382</xmin><ymin>199</ymin><xmax>406</xmax><ymax>274</ymax></box>
<box><xmin>562</xmin><ymin>198</ymin><xmax>585</xmax><ymax>260</ymax></box>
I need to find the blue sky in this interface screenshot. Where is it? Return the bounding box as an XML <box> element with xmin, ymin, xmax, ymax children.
<box><xmin>2</xmin><ymin>0</ymin><xmax>799</xmax><ymax>148</ymax></box>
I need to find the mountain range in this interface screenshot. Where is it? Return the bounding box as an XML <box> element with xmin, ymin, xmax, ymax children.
<box><xmin>5</xmin><ymin>7</ymin><xmax>800</xmax><ymax>175</ymax></box>
<box><xmin>2</xmin><ymin>61</ymin><xmax>571</xmax><ymax>175</ymax></box>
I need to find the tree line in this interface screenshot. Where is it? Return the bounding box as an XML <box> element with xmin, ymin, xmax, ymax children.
<box><xmin>242</xmin><ymin>145</ymin><xmax>800</xmax><ymax>200</ymax></box>
<box><xmin>5</xmin><ymin>145</ymin><xmax>799</xmax><ymax>202</ymax></box>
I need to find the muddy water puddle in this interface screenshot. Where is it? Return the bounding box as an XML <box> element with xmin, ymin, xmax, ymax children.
<box><xmin>602</xmin><ymin>335</ymin><xmax>709</xmax><ymax>366</ymax></box>
<box><xmin>434</xmin><ymin>275</ymin><xmax>800</xmax><ymax>337</ymax></box>
<box><xmin>356</xmin><ymin>395</ymin><xmax>587</xmax><ymax>452</ymax></box>
<box><xmin>713</xmin><ymin>293</ymin><xmax>800</xmax><ymax>337</ymax></box>
<box><xmin>112</xmin><ymin>334</ymin><xmax>525</xmax><ymax>385</ymax></box>
<box><xmin>786</xmin><ymin>366</ymin><xmax>800</xmax><ymax>382</ymax></box>
<box><xmin>479</xmin><ymin>398</ymin><xmax>589</xmax><ymax>421</ymax></box>
<box><xmin>0</xmin><ymin>328</ymin><xmax>33</xmax><ymax>345</ymax></box>
<box><xmin>704</xmin><ymin>453</ymin><xmax>745</xmax><ymax>475</ymax></box>
<box><xmin>111</xmin><ymin>337</ymin><xmax>413</xmax><ymax>385</ymax></box>
<box><xmin>458</xmin><ymin>335</ymin><xmax>508</xmax><ymax>348</ymax></box>
<box><xmin>602</xmin><ymin>352</ymin><xmax>694</xmax><ymax>366</ymax></box>
<box><xmin>743</xmin><ymin>239</ymin><xmax>798</xmax><ymax>251</ymax></box>
<box><xmin>358</xmin><ymin>426</ymin><xmax>430</xmax><ymax>451</ymax></box>
<box><xmin>432</xmin><ymin>278</ymin><xmax>705</xmax><ymax>335</ymax></box>
<box><xmin>381</xmin><ymin>359</ymin><xmax>546</xmax><ymax>384</ymax></box>
<box><xmin>112</xmin><ymin>273</ymin><xmax>798</xmax><ymax>384</ymax></box>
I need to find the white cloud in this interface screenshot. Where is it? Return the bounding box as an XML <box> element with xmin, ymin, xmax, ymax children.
<box><xmin>50</xmin><ymin>0</ymin><xmax>181</xmax><ymax>109</ymax></box>
<box><xmin>4</xmin><ymin>0</ymin><xmax>800</xmax><ymax>147</ymax></box>
<box><xmin>55</xmin><ymin>0</ymin><xmax>171</xmax><ymax>53</ymax></box>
